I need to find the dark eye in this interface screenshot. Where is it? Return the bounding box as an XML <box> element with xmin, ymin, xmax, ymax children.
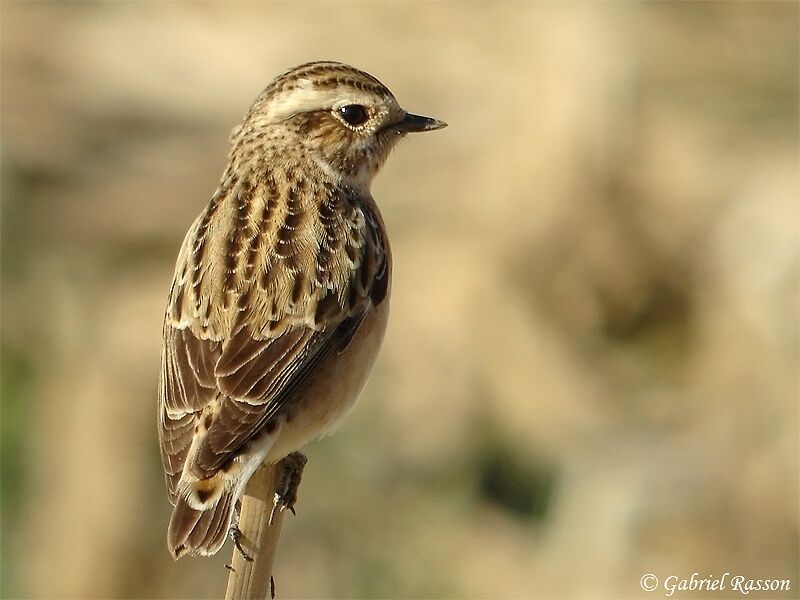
<box><xmin>338</xmin><ymin>104</ymin><xmax>369</xmax><ymax>126</ymax></box>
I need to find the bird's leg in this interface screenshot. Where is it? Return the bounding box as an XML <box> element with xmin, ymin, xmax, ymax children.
<box><xmin>269</xmin><ymin>452</ymin><xmax>308</xmax><ymax>525</ymax></box>
<box><xmin>229</xmin><ymin>499</ymin><xmax>254</xmax><ymax>562</ymax></box>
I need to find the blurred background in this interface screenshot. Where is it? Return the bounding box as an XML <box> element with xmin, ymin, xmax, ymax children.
<box><xmin>1</xmin><ymin>2</ymin><xmax>798</xmax><ymax>598</ymax></box>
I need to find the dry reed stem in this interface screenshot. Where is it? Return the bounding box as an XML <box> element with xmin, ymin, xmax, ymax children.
<box><xmin>224</xmin><ymin>463</ymin><xmax>286</xmax><ymax>600</ymax></box>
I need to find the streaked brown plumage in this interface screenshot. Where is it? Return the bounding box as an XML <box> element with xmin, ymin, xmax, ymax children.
<box><xmin>158</xmin><ymin>61</ymin><xmax>445</xmax><ymax>559</ymax></box>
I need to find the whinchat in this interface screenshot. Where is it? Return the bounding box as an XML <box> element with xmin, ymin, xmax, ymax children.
<box><xmin>158</xmin><ymin>61</ymin><xmax>446</xmax><ymax>559</ymax></box>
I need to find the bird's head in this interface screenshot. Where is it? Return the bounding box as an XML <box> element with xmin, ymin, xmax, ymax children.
<box><xmin>232</xmin><ymin>61</ymin><xmax>446</xmax><ymax>188</ymax></box>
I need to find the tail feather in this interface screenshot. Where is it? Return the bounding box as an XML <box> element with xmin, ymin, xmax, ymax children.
<box><xmin>168</xmin><ymin>490</ymin><xmax>234</xmax><ymax>559</ymax></box>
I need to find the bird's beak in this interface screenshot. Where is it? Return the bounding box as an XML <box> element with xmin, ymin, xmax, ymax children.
<box><xmin>392</xmin><ymin>112</ymin><xmax>447</xmax><ymax>133</ymax></box>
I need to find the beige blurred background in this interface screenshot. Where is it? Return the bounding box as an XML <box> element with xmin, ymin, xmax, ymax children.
<box><xmin>1</xmin><ymin>2</ymin><xmax>798</xmax><ymax>598</ymax></box>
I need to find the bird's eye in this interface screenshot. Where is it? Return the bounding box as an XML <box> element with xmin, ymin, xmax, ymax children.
<box><xmin>338</xmin><ymin>105</ymin><xmax>369</xmax><ymax>126</ymax></box>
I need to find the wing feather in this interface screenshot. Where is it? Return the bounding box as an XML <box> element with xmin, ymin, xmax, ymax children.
<box><xmin>216</xmin><ymin>327</ymin><xmax>311</xmax><ymax>398</ymax></box>
<box><xmin>161</xmin><ymin>327</ymin><xmax>219</xmax><ymax>415</ymax></box>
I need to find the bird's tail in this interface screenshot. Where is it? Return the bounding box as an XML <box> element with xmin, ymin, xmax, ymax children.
<box><xmin>167</xmin><ymin>488</ymin><xmax>235</xmax><ymax>559</ymax></box>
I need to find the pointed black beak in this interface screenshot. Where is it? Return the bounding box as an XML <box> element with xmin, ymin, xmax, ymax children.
<box><xmin>392</xmin><ymin>112</ymin><xmax>447</xmax><ymax>133</ymax></box>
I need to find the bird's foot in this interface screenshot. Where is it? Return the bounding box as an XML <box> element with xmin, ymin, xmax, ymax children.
<box><xmin>269</xmin><ymin>452</ymin><xmax>307</xmax><ymax>525</ymax></box>
<box><xmin>229</xmin><ymin>499</ymin><xmax>254</xmax><ymax>562</ymax></box>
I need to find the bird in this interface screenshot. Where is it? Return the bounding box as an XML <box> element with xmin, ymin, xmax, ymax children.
<box><xmin>157</xmin><ymin>61</ymin><xmax>446</xmax><ymax>559</ymax></box>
